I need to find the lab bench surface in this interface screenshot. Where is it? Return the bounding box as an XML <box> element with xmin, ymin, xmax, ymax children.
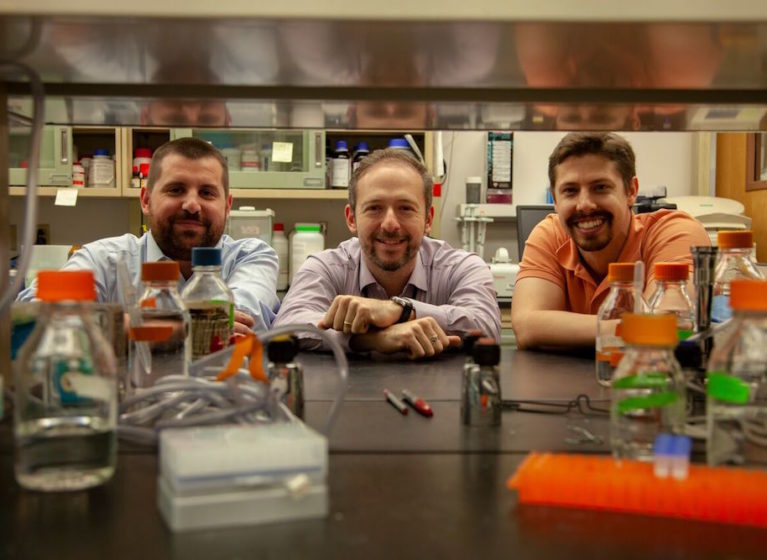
<box><xmin>1</xmin><ymin>349</ymin><xmax>765</xmax><ymax>560</ymax></box>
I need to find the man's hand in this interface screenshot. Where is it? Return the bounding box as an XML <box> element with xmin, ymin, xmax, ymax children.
<box><xmin>318</xmin><ymin>295</ymin><xmax>405</xmax><ymax>334</ymax></box>
<box><xmin>233</xmin><ymin>310</ymin><xmax>255</xmax><ymax>335</ymax></box>
<box><xmin>350</xmin><ymin>317</ymin><xmax>461</xmax><ymax>359</ymax></box>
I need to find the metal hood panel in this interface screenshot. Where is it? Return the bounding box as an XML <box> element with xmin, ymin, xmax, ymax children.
<box><xmin>3</xmin><ymin>8</ymin><xmax>767</xmax><ymax>130</ymax></box>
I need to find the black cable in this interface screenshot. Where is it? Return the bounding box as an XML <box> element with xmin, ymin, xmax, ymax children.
<box><xmin>502</xmin><ymin>393</ymin><xmax>609</xmax><ymax>417</ymax></box>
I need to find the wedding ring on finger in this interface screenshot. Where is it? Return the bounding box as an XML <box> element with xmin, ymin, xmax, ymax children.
<box><xmin>429</xmin><ymin>335</ymin><xmax>439</xmax><ymax>343</ymax></box>
<box><xmin>344</xmin><ymin>321</ymin><xmax>353</xmax><ymax>327</ymax></box>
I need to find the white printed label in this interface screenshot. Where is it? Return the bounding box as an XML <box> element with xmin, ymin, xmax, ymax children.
<box><xmin>272</xmin><ymin>142</ymin><xmax>294</xmax><ymax>163</ymax></box>
<box><xmin>55</xmin><ymin>189</ymin><xmax>78</xmax><ymax>206</ymax></box>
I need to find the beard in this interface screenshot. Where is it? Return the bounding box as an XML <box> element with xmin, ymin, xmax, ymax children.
<box><xmin>566</xmin><ymin>210</ymin><xmax>613</xmax><ymax>252</ymax></box>
<box><xmin>150</xmin><ymin>211</ymin><xmax>224</xmax><ymax>261</ymax></box>
<box><xmin>365</xmin><ymin>231</ymin><xmax>416</xmax><ymax>272</ymax></box>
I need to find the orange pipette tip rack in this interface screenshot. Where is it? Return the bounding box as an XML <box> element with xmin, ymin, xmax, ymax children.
<box><xmin>506</xmin><ymin>453</ymin><xmax>767</xmax><ymax>528</ymax></box>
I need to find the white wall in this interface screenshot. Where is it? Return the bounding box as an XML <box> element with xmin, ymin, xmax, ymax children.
<box><xmin>437</xmin><ymin>131</ymin><xmax>697</xmax><ymax>262</ymax></box>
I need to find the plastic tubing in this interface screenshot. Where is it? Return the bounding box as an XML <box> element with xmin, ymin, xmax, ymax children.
<box><xmin>0</xmin><ymin>60</ymin><xmax>44</xmax><ymax>316</ymax></box>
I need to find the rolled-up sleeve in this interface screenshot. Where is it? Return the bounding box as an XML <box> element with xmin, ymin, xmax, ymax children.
<box><xmin>272</xmin><ymin>255</ymin><xmax>352</xmax><ymax>351</ymax></box>
<box><xmin>414</xmin><ymin>253</ymin><xmax>501</xmax><ymax>341</ymax></box>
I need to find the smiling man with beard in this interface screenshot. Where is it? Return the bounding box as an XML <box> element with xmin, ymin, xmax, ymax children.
<box><xmin>274</xmin><ymin>148</ymin><xmax>500</xmax><ymax>359</ymax></box>
<box><xmin>17</xmin><ymin>138</ymin><xmax>280</xmax><ymax>334</ymax></box>
<box><xmin>511</xmin><ymin>132</ymin><xmax>710</xmax><ymax>350</ymax></box>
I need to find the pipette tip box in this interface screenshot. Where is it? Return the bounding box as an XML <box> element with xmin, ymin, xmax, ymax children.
<box><xmin>158</xmin><ymin>421</ymin><xmax>328</xmax><ymax>531</ymax></box>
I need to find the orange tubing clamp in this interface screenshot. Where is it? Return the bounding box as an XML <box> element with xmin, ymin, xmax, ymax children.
<box><xmin>507</xmin><ymin>452</ymin><xmax>767</xmax><ymax>528</ymax></box>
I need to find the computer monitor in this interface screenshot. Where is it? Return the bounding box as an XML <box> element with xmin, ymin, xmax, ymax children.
<box><xmin>516</xmin><ymin>205</ymin><xmax>554</xmax><ymax>261</ymax></box>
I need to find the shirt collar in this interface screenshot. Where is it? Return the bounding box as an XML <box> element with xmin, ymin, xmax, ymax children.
<box><xmin>359</xmin><ymin>245</ymin><xmax>430</xmax><ymax>297</ymax></box>
<box><xmin>146</xmin><ymin>231</ymin><xmax>170</xmax><ymax>262</ymax></box>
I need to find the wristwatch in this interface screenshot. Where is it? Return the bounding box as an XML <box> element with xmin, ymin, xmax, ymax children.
<box><xmin>390</xmin><ymin>296</ymin><xmax>414</xmax><ymax>324</ymax></box>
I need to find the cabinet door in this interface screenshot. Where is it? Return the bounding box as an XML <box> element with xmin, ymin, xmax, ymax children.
<box><xmin>170</xmin><ymin>129</ymin><xmax>326</xmax><ymax>189</ymax></box>
<box><xmin>9</xmin><ymin>126</ymin><xmax>72</xmax><ymax>186</ymax></box>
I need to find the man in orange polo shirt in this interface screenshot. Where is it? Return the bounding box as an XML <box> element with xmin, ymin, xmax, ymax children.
<box><xmin>511</xmin><ymin>132</ymin><xmax>710</xmax><ymax>350</ymax></box>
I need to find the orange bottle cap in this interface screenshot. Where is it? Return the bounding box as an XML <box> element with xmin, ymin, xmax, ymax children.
<box><xmin>730</xmin><ymin>279</ymin><xmax>767</xmax><ymax>311</ymax></box>
<box><xmin>36</xmin><ymin>270</ymin><xmax>96</xmax><ymax>302</ymax></box>
<box><xmin>621</xmin><ymin>313</ymin><xmax>678</xmax><ymax>346</ymax></box>
<box><xmin>654</xmin><ymin>262</ymin><xmax>689</xmax><ymax>281</ymax></box>
<box><xmin>608</xmin><ymin>262</ymin><xmax>636</xmax><ymax>283</ymax></box>
<box><xmin>717</xmin><ymin>230</ymin><xmax>753</xmax><ymax>249</ymax></box>
<box><xmin>141</xmin><ymin>261</ymin><xmax>179</xmax><ymax>282</ymax></box>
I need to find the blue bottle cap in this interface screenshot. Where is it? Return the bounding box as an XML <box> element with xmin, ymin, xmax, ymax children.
<box><xmin>93</xmin><ymin>148</ymin><xmax>110</xmax><ymax>156</ymax></box>
<box><xmin>335</xmin><ymin>140</ymin><xmax>349</xmax><ymax>151</ymax></box>
<box><xmin>354</xmin><ymin>141</ymin><xmax>370</xmax><ymax>152</ymax></box>
<box><xmin>192</xmin><ymin>247</ymin><xmax>222</xmax><ymax>266</ymax></box>
<box><xmin>388</xmin><ymin>138</ymin><xmax>410</xmax><ymax>149</ymax></box>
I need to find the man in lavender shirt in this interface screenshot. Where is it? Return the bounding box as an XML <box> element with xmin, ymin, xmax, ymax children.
<box><xmin>273</xmin><ymin>148</ymin><xmax>500</xmax><ymax>359</ymax></box>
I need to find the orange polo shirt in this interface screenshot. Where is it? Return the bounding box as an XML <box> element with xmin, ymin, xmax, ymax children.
<box><xmin>516</xmin><ymin>209</ymin><xmax>711</xmax><ymax>314</ymax></box>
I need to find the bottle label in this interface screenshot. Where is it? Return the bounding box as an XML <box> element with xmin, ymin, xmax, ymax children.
<box><xmin>707</xmin><ymin>371</ymin><xmax>750</xmax><ymax>404</ymax></box>
<box><xmin>189</xmin><ymin>302</ymin><xmax>233</xmax><ymax>359</ymax></box>
<box><xmin>54</xmin><ymin>358</ymin><xmax>96</xmax><ymax>405</ymax></box>
<box><xmin>711</xmin><ymin>294</ymin><xmax>732</xmax><ymax>323</ymax></box>
<box><xmin>330</xmin><ymin>158</ymin><xmax>350</xmax><ymax>187</ymax></box>
<box><xmin>617</xmin><ymin>392</ymin><xmax>678</xmax><ymax>414</ymax></box>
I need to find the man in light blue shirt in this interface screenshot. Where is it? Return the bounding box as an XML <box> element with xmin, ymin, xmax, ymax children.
<box><xmin>18</xmin><ymin>138</ymin><xmax>279</xmax><ymax>333</ymax></box>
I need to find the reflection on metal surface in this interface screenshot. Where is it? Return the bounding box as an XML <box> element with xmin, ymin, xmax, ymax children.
<box><xmin>2</xmin><ymin>16</ymin><xmax>767</xmax><ymax>130</ymax></box>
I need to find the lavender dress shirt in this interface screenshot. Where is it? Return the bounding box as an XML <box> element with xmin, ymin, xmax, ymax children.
<box><xmin>273</xmin><ymin>236</ymin><xmax>501</xmax><ymax>350</ymax></box>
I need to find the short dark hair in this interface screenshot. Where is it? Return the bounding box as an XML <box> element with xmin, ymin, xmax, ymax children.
<box><xmin>348</xmin><ymin>148</ymin><xmax>432</xmax><ymax>214</ymax></box>
<box><xmin>147</xmin><ymin>137</ymin><xmax>229</xmax><ymax>195</ymax></box>
<box><xmin>548</xmin><ymin>132</ymin><xmax>636</xmax><ymax>196</ymax></box>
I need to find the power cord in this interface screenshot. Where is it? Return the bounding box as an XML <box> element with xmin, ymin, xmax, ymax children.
<box><xmin>502</xmin><ymin>393</ymin><xmax>610</xmax><ymax>416</ymax></box>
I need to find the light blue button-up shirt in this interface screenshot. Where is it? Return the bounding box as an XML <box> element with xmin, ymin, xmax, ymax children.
<box><xmin>17</xmin><ymin>232</ymin><xmax>280</xmax><ymax>332</ymax></box>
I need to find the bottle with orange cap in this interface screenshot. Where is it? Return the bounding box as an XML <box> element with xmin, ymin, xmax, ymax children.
<box><xmin>648</xmin><ymin>262</ymin><xmax>695</xmax><ymax>340</ymax></box>
<box><xmin>14</xmin><ymin>270</ymin><xmax>117</xmax><ymax>491</ymax></box>
<box><xmin>711</xmin><ymin>230</ymin><xmax>763</xmax><ymax>324</ymax></box>
<box><xmin>706</xmin><ymin>279</ymin><xmax>767</xmax><ymax>466</ymax></box>
<box><xmin>128</xmin><ymin>261</ymin><xmax>190</xmax><ymax>393</ymax></box>
<box><xmin>610</xmin><ymin>313</ymin><xmax>685</xmax><ymax>461</ymax></box>
<box><xmin>595</xmin><ymin>262</ymin><xmax>649</xmax><ymax>387</ymax></box>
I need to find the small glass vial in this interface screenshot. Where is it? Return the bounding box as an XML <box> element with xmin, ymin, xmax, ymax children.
<box><xmin>596</xmin><ymin>262</ymin><xmax>648</xmax><ymax>387</ymax></box>
<box><xmin>706</xmin><ymin>279</ymin><xmax>767</xmax><ymax>467</ymax></box>
<box><xmin>14</xmin><ymin>270</ymin><xmax>117</xmax><ymax>491</ymax></box>
<box><xmin>648</xmin><ymin>262</ymin><xmax>695</xmax><ymax>341</ymax></box>
<box><xmin>711</xmin><ymin>230</ymin><xmax>762</xmax><ymax>323</ymax></box>
<box><xmin>181</xmin><ymin>248</ymin><xmax>234</xmax><ymax>360</ymax></box>
<box><xmin>461</xmin><ymin>338</ymin><xmax>502</xmax><ymax>427</ymax></box>
<box><xmin>128</xmin><ymin>261</ymin><xmax>190</xmax><ymax>393</ymax></box>
<box><xmin>610</xmin><ymin>313</ymin><xmax>686</xmax><ymax>462</ymax></box>
<box><xmin>266</xmin><ymin>336</ymin><xmax>304</xmax><ymax>419</ymax></box>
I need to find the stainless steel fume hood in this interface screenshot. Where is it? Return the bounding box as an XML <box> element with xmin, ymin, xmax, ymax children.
<box><xmin>3</xmin><ymin>1</ymin><xmax>767</xmax><ymax>131</ymax></box>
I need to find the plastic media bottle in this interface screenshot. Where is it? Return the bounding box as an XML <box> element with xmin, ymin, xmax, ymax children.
<box><xmin>72</xmin><ymin>162</ymin><xmax>85</xmax><ymax>188</ymax></box>
<box><xmin>88</xmin><ymin>148</ymin><xmax>115</xmax><ymax>188</ymax></box>
<box><xmin>267</xmin><ymin>336</ymin><xmax>304</xmax><ymax>419</ymax></box>
<box><xmin>128</xmin><ymin>261</ymin><xmax>190</xmax><ymax>392</ymax></box>
<box><xmin>272</xmin><ymin>223</ymin><xmax>289</xmax><ymax>291</ymax></box>
<box><xmin>711</xmin><ymin>230</ymin><xmax>762</xmax><ymax>323</ymax></box>
<box><xmin>330</xmin><ymin>140</ymin><xmax>351</xmax><ymax>188</ymax></box>
<box><xmin>610</xmin><ymin>313</ymin><xmax>685</xmax><ymax>461</ymax></box>
<box><xmin>352</xmin><ymin>141</ymin><xmax>370</xmax><ymax>173</ymax></box>
<box><xmin>132</xmin><ymin>148</ymin><xmax>152</xmax><ymax>174</ymax></box>
<box><xmin>290</xmin><ymin>224</ymin><xmax>324</xmax><ymax>285</ymax></box>
<box><xmin>648</xmin><ymin>262</ymin><xmax>695</xmax><ymax>341</ymax></box>
<box><xmin>461</xmin><ymin>338</ymin><xmax>502</xmax><ymax>427</ymax></box>
<box><xmin>14</xmin><ymin>270</ymin><xmax>117</xmax><ymax>491</ymax></box>
<box><xmin>181</xmin><ymin>248</ymin><xmax>234</xmax><ymax>361</ymax></box>
<box><xmin>596</xmin><ymin>262</ymin><xmax>648</xmax><ymax>387</ymax></box>
<box><xmin>706</xmin><ymin>279</ymin><xmax>767</xmax><ymax>466</ymax></box>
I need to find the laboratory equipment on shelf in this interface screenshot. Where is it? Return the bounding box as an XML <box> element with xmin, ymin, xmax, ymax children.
<box><xmin>14</xmin><ymin>270</ymin><xmax>117</xmax><ymax>492</ymax></box>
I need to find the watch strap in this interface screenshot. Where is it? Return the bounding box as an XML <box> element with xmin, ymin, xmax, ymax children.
<box><xmin>391</xmin><ymin>296</ymin><xmax>413</xmax><ymax>324</ymax></box>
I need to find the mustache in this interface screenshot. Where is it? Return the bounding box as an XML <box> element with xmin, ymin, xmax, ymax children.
<box><xmin>171</xmin><ymin>211</ymin><xmax>207</xmax><ymax>225</ymax></box>
<box><xmin>376</xmin><ymin>231</ymin><xmax>408</xmax><ymax>241</ymax></box>
<box><xmin>567</xmin><ymin>211</ymin><xmax>611</xmax><ymax>227</ymax></box>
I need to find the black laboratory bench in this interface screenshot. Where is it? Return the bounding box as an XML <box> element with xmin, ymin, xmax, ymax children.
<box><xmin>1</xmin><ymin>349</ymin><xmax>765</xmax><ymax>560</ymax></box>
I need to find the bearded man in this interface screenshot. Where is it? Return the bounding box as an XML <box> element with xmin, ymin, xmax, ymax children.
<box><xmin>18</xmin><ymin>137</ymin><xmax>279</xmax><ymax>333</ymax></box>
<box><xmin>273</xmin><ymin>148</ymin><xmax>500</xmax><ymax>359</ymax></box>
